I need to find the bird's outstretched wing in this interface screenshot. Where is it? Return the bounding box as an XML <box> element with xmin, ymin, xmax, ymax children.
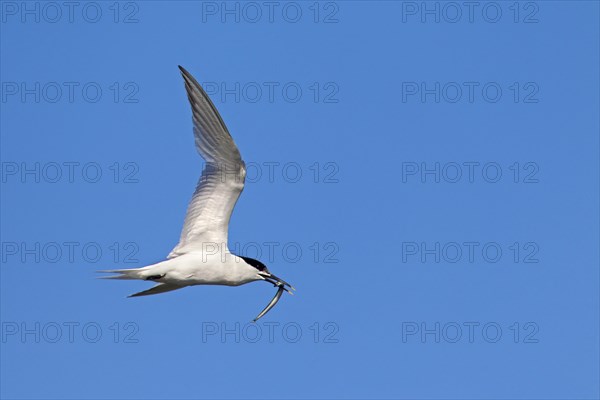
<box><xmin>168</xmin><ymin>66</ymin><xmax>246</xmax><ymax>259</ymax></box>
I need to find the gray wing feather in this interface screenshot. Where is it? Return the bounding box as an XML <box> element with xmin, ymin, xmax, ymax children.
<box><xmin>128</xmin><ymin>284</ymin><xmax>184</xmax><ymax>297</ymax></box>
<box><xmin>169</xmin><ymin>66</ymin><xmax>246</xmax><ymax>258</ymax></box>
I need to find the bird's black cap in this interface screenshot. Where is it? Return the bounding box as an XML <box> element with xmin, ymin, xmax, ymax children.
<box><xmin>240</xmin><ymin>256</ymin><xmax>268</xmax><ymax>271</ymax></box>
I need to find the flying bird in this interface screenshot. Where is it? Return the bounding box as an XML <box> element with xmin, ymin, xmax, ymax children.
<box><xmin>100</xmin><ymin>66</ymin><xmax>294</xmax><ymax>322</ymax></box>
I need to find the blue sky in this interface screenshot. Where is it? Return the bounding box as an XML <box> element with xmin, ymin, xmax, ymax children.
<box><xmin>1</xmin><ymin>1</ymin><xmax>599</xmax><ymax>399</ymax></box>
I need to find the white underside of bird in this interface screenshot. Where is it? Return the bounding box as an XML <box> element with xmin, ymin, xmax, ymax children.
<box><xmin>99</xmin><ymin>66</ymin><xmax>294</xmax><ymax>321</ymax></box>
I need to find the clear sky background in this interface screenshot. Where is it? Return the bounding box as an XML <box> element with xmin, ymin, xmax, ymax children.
<box><xmin>1</xmin><ymin>1</ymin><xmax>599</xmax><ymax>399</ymax></box>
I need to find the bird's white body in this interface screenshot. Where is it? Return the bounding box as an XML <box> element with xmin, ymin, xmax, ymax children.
<box><xmin>100</xmin><ymin>66</ymin><xmax>293</xmax><ymax>320</ymax></box>
<box><xmin>127</xmin><ymin>251</ymin><xmax>261</xmax><ymax>287</ymax></box>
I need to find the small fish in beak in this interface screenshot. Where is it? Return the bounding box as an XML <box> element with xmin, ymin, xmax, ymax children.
<box><xmin>253</xmin><ymin>284</ymin><xmax>286</xmax><ymax>322</ymax></box>
<box><xmin>253</xmin><ymin>274</ymin><xmax>295</xmax><ymax>322</ymax></box>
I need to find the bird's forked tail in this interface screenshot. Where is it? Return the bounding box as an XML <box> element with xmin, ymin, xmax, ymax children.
<box><xmin>97</xmin><ymin>266</ymin><xmax>184</xmax><ymax>298</ymax></box>
<box><xmin>96</xmin><ymin>267</ymin><xmax>150</xmax><ymax>280</ymax></box>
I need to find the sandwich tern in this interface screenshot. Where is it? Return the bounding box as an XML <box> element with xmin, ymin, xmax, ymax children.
<box><xmin>100</xmin><ymin>66</ymin><xmax>294</xmax><ymax>322</ymax></box>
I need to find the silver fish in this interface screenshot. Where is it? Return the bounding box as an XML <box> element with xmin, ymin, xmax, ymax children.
<box><xmin>253</xmin><ymin>284</ymin><xmax>286</xmax><ymax>322</ymax></box>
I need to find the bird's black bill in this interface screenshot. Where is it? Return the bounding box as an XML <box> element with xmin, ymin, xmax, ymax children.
<box><xmin>253</xmin><ymin>285</ymin><xmax>285</xmax><ymax>322</ymax></box>
<box><xmin>267</xmin><ymin>273</ymin><xmax>295</xmax><ymax>291</ymax></box>
<box><xmin>263</xmin><ymin>277</ymin><xmax>294</xmax><ymax>294</ymax></box>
